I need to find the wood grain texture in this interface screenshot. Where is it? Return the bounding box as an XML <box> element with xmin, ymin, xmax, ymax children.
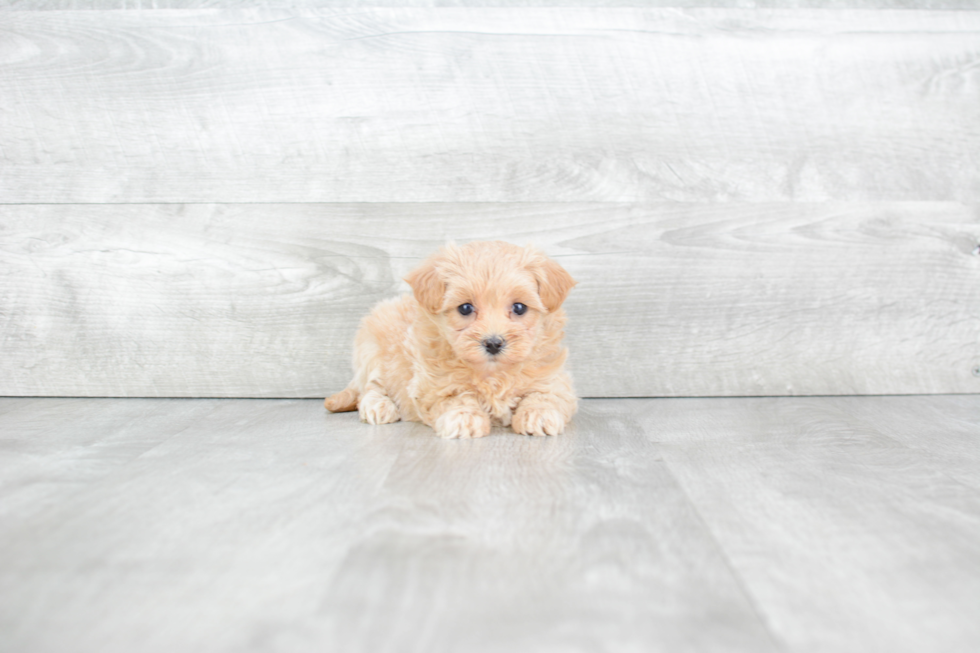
<box><xmin>1</xmin><ymin>396</ymin><xmax>978</xmax><ymax>652</ymax></box>
<box><xmin>628</xmin><ymin>395</ymin><xmax>980</xmax><ymax>653</ymax></box>
<box><xmin>0</xmin><ymin>397</ymin><xmax>223</xmax><ymax>530</ymax></box>
<box><xmin>2</xmin><ymin>8</ymin><xmax>978</xmax><ymax>202</ymax></box>
<box><xmin>828</xmin><ymin>395</ymin><xmax>980</xmax><ymax>491</ymax></box>
<box><xmin>2</xmin><ymin>202</ymin><xmax>978</xmax><ymax>397</ymax></box>
<box><xmin>0</xmin><ymin>397</ymin><xmax>778</xmax><ymax>653</ymax></box>
<box><xmin>4</xmin><ymin>1</ymin><xmax>976</xmax><ymax>9</ymax></box>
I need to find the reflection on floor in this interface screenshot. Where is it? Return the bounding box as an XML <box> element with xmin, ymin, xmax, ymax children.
<box><xmin>1</xmin><ymin>396</ymin><xmax>978</xmax><ymax>652</ymax></box>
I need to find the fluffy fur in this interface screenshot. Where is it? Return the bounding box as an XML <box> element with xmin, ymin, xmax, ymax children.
<box><xmin>324</xmin><ymin>241</ymin><xmax>577</xmax><ymax>439</ymax></box>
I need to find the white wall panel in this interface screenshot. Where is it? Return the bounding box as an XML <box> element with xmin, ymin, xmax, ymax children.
<box><xmin>3</xmin><ymin>1</ymin><xmax>977</xmax><ymax>9</ymax></box>
<box><xmin>2</xmin><ymin>5</ymin><xmax>977</xmax><ymax>397</ymax></box>
<box><xmin>1</xmin><ymin>9</ymin><xmax>977</xmax><ymax>203</ymax></box>
<box><xmin>2</xmin><ymin>203</ymin><xmax>977</xmax><ymax>397</ymax></box>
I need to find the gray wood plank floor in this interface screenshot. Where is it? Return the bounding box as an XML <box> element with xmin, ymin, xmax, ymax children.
<box><xmin>1</xmin><ymin>396</ymin><xmax>978</xmax><ymax>652</ymax></box>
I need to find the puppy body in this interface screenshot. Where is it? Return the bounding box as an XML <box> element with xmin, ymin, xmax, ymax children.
<box><xmin>325</xmin><ymin>241</ymin><xmax>577</xmax><ymax>439</ymax></box>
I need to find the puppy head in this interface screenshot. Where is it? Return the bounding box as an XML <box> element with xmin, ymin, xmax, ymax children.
<box><xmin>404</xmin><ymin>241</ymin><xmax>575</xmax><ymax>369</ymax></box>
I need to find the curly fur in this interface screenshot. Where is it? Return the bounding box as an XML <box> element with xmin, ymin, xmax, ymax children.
<box><xmin>325</xmin><ymin>241</ymin><xmax>577</xmax><ymax>438</ymax></box>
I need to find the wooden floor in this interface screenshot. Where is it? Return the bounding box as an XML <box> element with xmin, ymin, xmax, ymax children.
<box><xmin>1</xmin><ymin>396</ymin><xmax>978</xmax><ymax>653</ymax></box>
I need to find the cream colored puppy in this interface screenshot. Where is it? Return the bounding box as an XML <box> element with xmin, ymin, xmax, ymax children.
<box><xmin>325</xmin><ymin>241</ymin><xmax>577</xmax><ymax>438</ymax></box>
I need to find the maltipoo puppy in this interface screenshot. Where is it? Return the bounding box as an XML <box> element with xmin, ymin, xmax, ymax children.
<box><xmin>325</xmin><ymin>241</ymin><xmax>577</xmax><ymax>438</ymax></box>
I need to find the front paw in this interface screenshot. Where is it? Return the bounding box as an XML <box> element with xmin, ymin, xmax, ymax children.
<box><xmin>435</xmin><ymin>408</ymin><xmax>491</xmax><ymax>439</ymax></box>
<box><xmin>359</xmin><ymin>391</ymin><xmax>400</xmax><ymax>425</ymax></box>
<box><xmin>512</xmin><ymin>406</ymin><xmax>567</xmax><ymax>437</ymax></box>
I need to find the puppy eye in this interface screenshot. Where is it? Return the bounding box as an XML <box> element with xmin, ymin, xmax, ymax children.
<box><xmin>457</xmin><ymin>303</ymin><xmax>475</xmax><ymax>316</ymax></box>
<box><xmin>512</xmin><ymin>303</ymin><xmax>527</xmax><ymax>316</ymax></box>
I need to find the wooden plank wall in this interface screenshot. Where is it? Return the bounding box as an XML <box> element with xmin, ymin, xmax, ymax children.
<box><xmin>1</xmin><ymin>3</ymin><xmax>978</xmax><ymax>397</ymax></box>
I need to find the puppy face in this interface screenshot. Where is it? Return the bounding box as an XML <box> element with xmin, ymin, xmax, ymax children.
<box><xmin>405</xmin><ymin>242</ymin><xmax>575</xmax><ymax>369</ymax></box>
<box><xmin>441</xmin><ymin>268</ymin><xmax>543</xmax><ymax>368</ymax></box>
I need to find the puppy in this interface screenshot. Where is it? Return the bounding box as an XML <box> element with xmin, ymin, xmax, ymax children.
<box><xmin>324</xmin><ymin>241</ymin><xmax>577</xmax><ymax>438</ymax></box>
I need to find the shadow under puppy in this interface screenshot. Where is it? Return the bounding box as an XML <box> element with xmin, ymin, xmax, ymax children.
<box><xmin>325</xmin><ymin>241</ymin><xmax>577</xmax><ymax>438</ymax></box>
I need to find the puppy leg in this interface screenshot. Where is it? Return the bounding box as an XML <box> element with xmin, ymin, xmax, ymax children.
<box><xmin>358</xmin><ymin>385</ymin><xmax>400</xmax><ymax>425</ymax></box>
<box><xmin>512</xmin><ymin>391</ymin><xmax>576</xmax><ymax>437</ymax></box>
<box><xmin>431</xmin><ymin>397</ymin><xmax>491</xmax><ymax>439</ymax></box>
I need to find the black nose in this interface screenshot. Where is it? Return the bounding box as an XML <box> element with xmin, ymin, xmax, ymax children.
<box><xmin>482</xmin><ymin>336</ymin><xmax>505</xmax><ymax>355</ymax></box>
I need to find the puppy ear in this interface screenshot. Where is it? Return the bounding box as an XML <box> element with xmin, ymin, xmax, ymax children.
<box><xmin>404</xmin><ymin>254</ymin><xmax>446</xmax><ymax>313</ymax></box>
<box><xmin>527</xmin><ymin>252</ymin><xmax>576</xmax><ymax>312</ymax></box>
